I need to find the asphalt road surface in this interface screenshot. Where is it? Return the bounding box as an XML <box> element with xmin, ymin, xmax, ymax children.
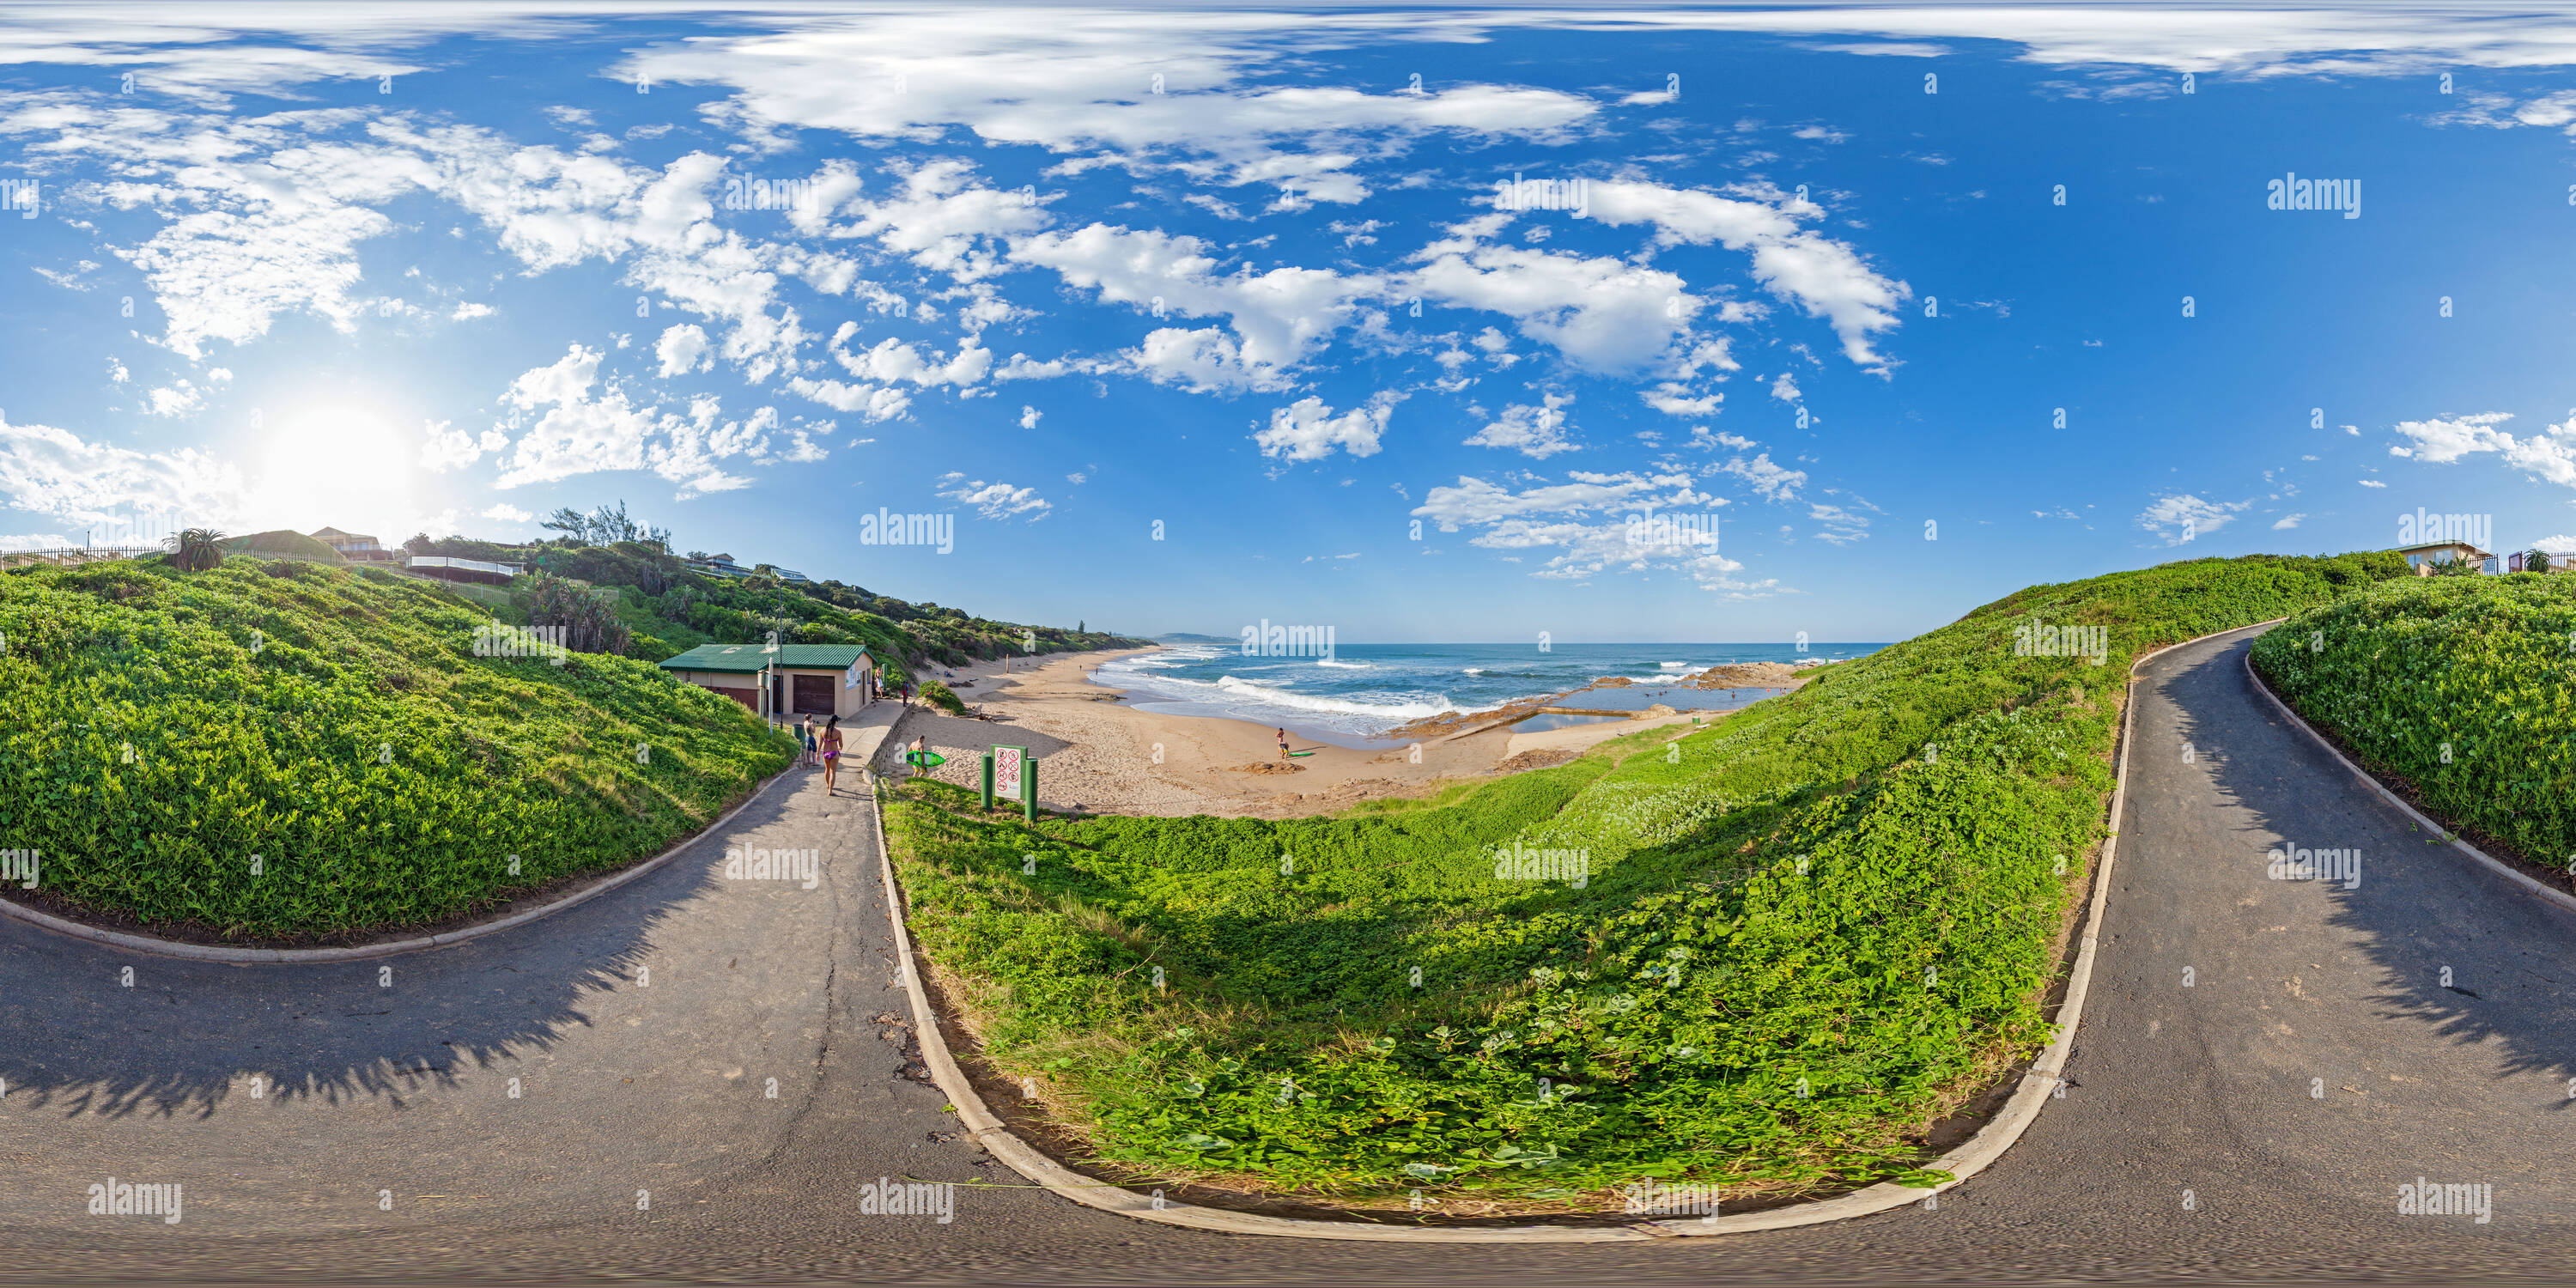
<box><xmin>6</xmin><ymin>624</ymin><xmax>2573</xmax><ymax>1282</ymax></box>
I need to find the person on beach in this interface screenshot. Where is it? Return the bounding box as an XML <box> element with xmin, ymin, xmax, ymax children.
<box><xmin>819</xmin><ymin>716</ymin><xmax>844</xmax><ymax>794</ymax></box>
<box><xmin>1278</xmin><ymin>727</ymin><xmax>1291</xmax><ymax>760</ymax></box>
<box><xmin>909</xmin><ymin>735</ymin><xmax>930</xmax><ymax>780</ymax></box>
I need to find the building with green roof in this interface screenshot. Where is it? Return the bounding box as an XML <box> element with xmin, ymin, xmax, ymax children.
<box><xmin>659</xmin><ymin>642</ymin><xmax>876</xmax><ymax>720</ymax></box>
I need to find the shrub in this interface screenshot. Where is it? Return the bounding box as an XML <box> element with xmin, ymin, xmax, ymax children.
<box><xmin>920</xmin><ymin>679</ymin><xmax>967</xmax><ymax>715</ymax></box>
<box><xmin>0</xmin><ymin>557</ymin><xmax>792</xmax><ymax>938</ymax></box>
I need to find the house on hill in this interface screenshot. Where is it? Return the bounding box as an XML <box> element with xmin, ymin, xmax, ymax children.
<box><xmin>658</xmin><ymin>643</ymin><xmax>876</xmax><ymax>720</ymax></box>
<box><xmin>310</xmin><ymin>527</ymin><xmax>399</xmax><ymax>562</ymax></box>
<box><xmin>2394</xmin><ymin>541</ymin><xmax>2497</xmax><ymax>574</ymax></box>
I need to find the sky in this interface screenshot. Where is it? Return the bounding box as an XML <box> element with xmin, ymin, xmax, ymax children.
<box><xmin>6</xmin><ymin>3</ymin><xmax>2576</xmax><ymax>641</ymax></box>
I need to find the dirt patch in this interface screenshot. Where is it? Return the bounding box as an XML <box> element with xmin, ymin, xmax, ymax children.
<box><xmin>1494</xmin><ymin>748</ymin><xmax>1577</xmax><ymax>773</ymax></box>
<box><xmin>1231</xmin><ymin>760</ymin><xmax>1307</xmax><ymax>775</ymax></box>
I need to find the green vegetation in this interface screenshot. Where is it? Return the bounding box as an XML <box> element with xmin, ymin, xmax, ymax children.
<box><xmin>0</xmin><ymin>556</ymin><xmax>793</xmax><ymax>939</ymax></box>
<box><xmin>2252</xmin><ymin>572</ymin><xmax>2576</xmax><ymax>867</ymax></box>
<box><xmin>920</xmin><ymin>679</ymin><xmax>968</xmax><ymax>716</ymax></box>
<box><xmin>405</xmin><ymin>517</ymin><xmax>1145</xmax><ymax>683</ymax></box>
<box><xmin>879</xmin><ymin>551</ymin><xmax>2407</xmax><ymax>1212</ymax></box>
<box><xmin>221</xmin><ymin>529</ymin><xmax>343</xmax><ymax>563</ymax></box>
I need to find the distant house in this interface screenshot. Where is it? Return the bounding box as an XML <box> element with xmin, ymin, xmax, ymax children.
<box><xmin>658</xmin><ymin>642</ymin><xmax>875</xmax><ymax>720</ymax></box>
<box><xmin>683</xmin><ymin>556</ymin><xmax>752</xmax><ymax>579</ymax></box>
<box><xmin>2395</xmin><ymin>541</ymin><xmax>2497</xmax><ymax>575</ymax></box>
<box><xmin>311</xmin><ymin>527</ymin><xmax>399</xmax><ymax>562</ymax></box>
<box><xmin>2510</xmin><ymin>550</ymin><xmax>2575</xmax><ymax>573</ymax></box>
<box><xmin>774</xmin><ymin>568</ymin><xmax>813</xmax><ymax>584</ymax></box>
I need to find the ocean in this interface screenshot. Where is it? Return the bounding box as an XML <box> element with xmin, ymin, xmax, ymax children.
<box><xmin>1091</xmin><ymin>641</ymin><xmax>1888</xmax><ymax>747</ymax></box>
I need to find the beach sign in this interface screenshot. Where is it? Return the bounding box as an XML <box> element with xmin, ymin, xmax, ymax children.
<box><xmin>989</xmin><ymin>744</ymin><xmax>1033</xmax><ymax>817</ymax></box>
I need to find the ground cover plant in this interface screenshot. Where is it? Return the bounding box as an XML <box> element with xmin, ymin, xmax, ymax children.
<box><xmin>878</xmin><ymin>551</ymin><xmax>2407</xmax><ymax>1212</ymax></box>
<box><xmin>2252</xmin><ymin>571</ymin><xmax>2576</xmax><ymax>866</ymax></box>
<box><xmin>0</xmin><ymin>556</ymin><xmax>794</xmax><ymax>939</ymax></box>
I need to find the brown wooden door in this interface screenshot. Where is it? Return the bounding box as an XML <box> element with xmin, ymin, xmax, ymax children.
<box><xmin>793</xmin><ymin>672</ymin><xmax>835</xmax><ymax>714</ymax></box>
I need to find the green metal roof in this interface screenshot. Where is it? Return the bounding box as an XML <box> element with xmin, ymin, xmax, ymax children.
<box><xmin>658</xmin><ymin>643</ymin><xmax>870</xmax><ymax>674</ymax></box>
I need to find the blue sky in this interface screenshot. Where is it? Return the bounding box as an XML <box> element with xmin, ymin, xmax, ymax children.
<box><xmin>7</xmin><ymin>4</ymin><xmax>2576</xmax><ymax>641</ymax></box>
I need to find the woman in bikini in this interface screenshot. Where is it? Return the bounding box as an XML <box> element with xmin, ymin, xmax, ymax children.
<box><xmin>820</xmin><ymin>716</ymin><xmax>844</xmax><ymax>795</ymax></box>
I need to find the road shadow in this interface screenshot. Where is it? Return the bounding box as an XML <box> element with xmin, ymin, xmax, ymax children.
<box><xmin>0</xmin><ymin>777</ymin><xmax>809</xmax><ymax>1121</ymax></box>
<box><xmin>2166</xmin><ymin>631</ymin><xmax>2576</xmax><ymax>1096</ymax></box>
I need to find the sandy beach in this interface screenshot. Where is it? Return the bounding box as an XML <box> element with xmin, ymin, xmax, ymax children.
<box><xmin>866</xmin><ymin>647</ymin><xmax>1773</xmax><ymax>817</ymax></box>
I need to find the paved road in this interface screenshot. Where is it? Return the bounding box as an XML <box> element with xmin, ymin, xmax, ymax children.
<box><xmin>7</xmin><ymin>625</ymin><xmax>2574</xmax><ymax>1281</ymax></box>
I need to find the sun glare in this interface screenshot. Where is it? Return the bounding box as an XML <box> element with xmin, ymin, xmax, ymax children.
<box><xmin>248</xmin><ymin>402</ymin><xmax>419</xmax><ymax>537</ymax></box>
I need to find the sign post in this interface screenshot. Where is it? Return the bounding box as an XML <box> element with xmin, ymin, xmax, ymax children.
<box><xmin>980</xmin><ymin>750</ymin><xmax>996</xmax><ymax>811</ymax></box>
<box><xmin>1021</xmin><ymin>753</ymin><xmax>1038</xmax><ymax>822</ymax></box>
<box><xmin>993</xmin><ymin>744</ymin><xmax>1026</xmax><ymax>816</ymax></box>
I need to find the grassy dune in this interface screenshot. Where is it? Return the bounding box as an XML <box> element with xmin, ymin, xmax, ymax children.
<box><xmin>2253</xmin><ymin>571</ymin><xmax>2576</xmax><ymax>866</ymax></box>
<box><xmin>0</xmin><ymin>557</ymin><xmax>793</xmax><ymax>939</ymax></box>
<box><xmin>880</xmin><ymin>551</ymin><xmax>2405</xmax><ymax>1212</ymax></box>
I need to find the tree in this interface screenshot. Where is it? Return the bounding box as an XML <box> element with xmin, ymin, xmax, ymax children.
<box><xmin>1078</xmin><ymin>620</ymin><xmax>1084</xmax><ymax>634</ymax></box>
<box><xmin>164</xmin><ymin>527</ymin><xmax>226</xmax><ymax>572</ymax></box>
<box><xmin>519</xmin><ymin>574</ymin><xmax>633</xmax><ymax>655</ymax></box>
<box><xmin>2526</xmin><ymin>548</ymin><xmax>2555</xmax><ymax>574</ymax></box>
<box><xmin>404</xmin><ymin>532</ymin><xmax>434</xmax><ymax>556</ymax></box>
<box><xmin>2428</xmin><ymin>553</ymin><xmax>2484</xmax><ymax>577</ymax></box>
<box><xmin>686</xmin><ymin>550</ymin><xmax>710</xmax><ymax>562</ymax></box>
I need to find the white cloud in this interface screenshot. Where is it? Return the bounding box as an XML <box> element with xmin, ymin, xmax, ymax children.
<box><xmin>1722</xmin><ymin>453</ymin><xmax>1807</xmax><ymax>501</ymax></box>
<box><xmin>0</xmin><ymin>532</ymin><xmax>78</xmax><ymax>553</ymax></box>
<box><xmin>1019</xmin><ymin>405</ymin><xmax>1042</xmax><ymax>429</ymax></box>
<box><xmin>1413</xmin><ymin>468</ymin><xmax>1767</xmax><ymax>594</ymax></box>
<box><xmin>1405</xmin><ymin>217</ymin><xmax>1696</xmax><ymax>371</ymax></box>
<box><xmin>2272</xmin><ymin>513</ymin><xmax>2305</xmax><ymax>530</ymax></box>
<box><xmin>143</xmin><ymin>381</ymin><xmax>204</xmax><ymax>417</ymax></box>
<box><xmin>656</xmin><ymin>323</ymin><xmax>712</xmax><ymax>377</ymax></box>
<box><xmin>420</xmin><ymin>417</ymin><xmax>509</xmax><ymax>472</ymax></box>
<box><xmin>2359</xmin><ymin>479</ymin><xmax>2387</xmax><ymax>488</ymax></box>
<box><xmin>481</xmin><ymin>502</ymin><xmax>534</xmax><ymax>522</ymax></box>
<box><xmin>2390</xmin><ymin>410</ymin><xmax>2576</xmax><ymax>489</ymax></box>
<box><xmin>1258</xmin><ymin>393</ymin><xmax>1396</xmax><ymax>461</ymax></box>
<box><xmin>936</xmin><ymin>472</ymin><xmax>1050</xmax><ymax>520</ymax></box>
<box><xmin>1016</xmin><ymin>222</ymin><xmax>1377</xmax><ymax>391</ymax></box>
<box><xmin>490</xmin><ymin>345</ymin><xmax>780</xmax><ymax>496</ymax></box>
<box><xmin>1464</xmin><ymin>393</ymin><xmax>1577</xmax><ymax>459</ymax></box>
<box><xmin>0</xmin><ymin>416</ymin><xmax>250</xmax><ymax>529</ymax></box>
<box><xmin>1771</xmin><ymin>372</ymin><xmax>1801</xmax><ymax>402</ymax></box>
<box><xmin>450</xmin><ymin>301</ymin><xmax>495</xmax><ymax>321</ymax></box>
<box><xmin>1584</xmin><ymin>179</ymin><xmax>1911</xmax><ymax>371</ymax></box>
<box><xmin>2136</xmin><ymin>493</ymin><xmax>2248</xmax><ymax>544</ymax></box>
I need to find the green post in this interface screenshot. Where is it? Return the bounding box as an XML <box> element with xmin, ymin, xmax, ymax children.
<box><xmin>1021</xmin><ymin>755</ymin><xmax>1037</xmax><ymax>822</ymax></box>
<box><xmin>981</xmin><ymin>750</ymin><xmax>996</xmax><ymax>811</ymax></box>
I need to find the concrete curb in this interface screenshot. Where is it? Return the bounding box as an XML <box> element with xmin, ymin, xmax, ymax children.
<box><xmin>2242</xmin><ymin>641</ymin><xmax>2576</xmax><ymax>919</ymax></box>
<box><xmin>866</xmin><ymin>621</ymin><xmax>2266</xmax><ymax>1242</ymax></box>
<box><xmin>0</xmin><ymin>770</ymin><xmax>787</xmax><ymax>964</ymax></box>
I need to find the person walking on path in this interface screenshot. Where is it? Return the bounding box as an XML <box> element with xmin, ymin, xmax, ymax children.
<box><xmin>799</xmin><ymin>714</ymin><xmax>818</xmax><ymax>769</ymax></box>
<box><xmin>909</xmin><ymin>734</ymin><xmax>931</xmax><ymax>780</ymax></box>
<box><xmin>819</xmin><ymin>716</ymin><xmax>845</xmax><ymax>795</ymax></box>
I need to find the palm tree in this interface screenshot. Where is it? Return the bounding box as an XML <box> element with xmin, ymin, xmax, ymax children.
<box><xmin>164</xmin><ymin>527</ymin><xmax>227</xmax><ymax>572</ymax></box>
<box><xmin>2525</xmin><ymin>548</ymin><xmax>2555</xmax><ymax>575</ymax></box>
